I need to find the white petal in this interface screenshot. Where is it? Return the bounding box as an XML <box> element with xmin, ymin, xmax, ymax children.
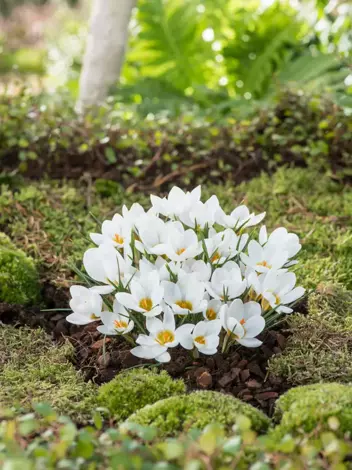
<box><xmin>237</xmin><ymin>338</ymin><xmax>262</xmax><ymax>347</ymax></box>
<box><xmin>155</xmin><ymin>351</ymin><xmax>171</xmax><ymax>363</ymax></box>
<box><xmin>146</xmin><ymin>316</ymin><xmax>163</xmax><ymax>334</ymax></box>
<box><xmin>66</xmin><ymin>313</ymin><xmax>95</xmax><ymax>325</ymax></box>
<box><xmin>259</xmin><ymin>226</ymin><xmax>267</xmax><ymax>245</ymax></box>
<box><xmin>244</xmin><ymin>316</ymin><xmax>265</xmax><ymax>338</ymax></box>
<box><xmin>243</xmin><ymin>301</ymin><xmax>262</xmax><ymax>318</ymax></box>
<box><xmin>282</xmin><ymin>287</ymin><xmax>305</xmax><ymax>304</ymax></box>
<box><xmin>115</xmin><ymin>293</ymin><xmax>139</xmax><ymax>311</ymax></box>
<box><xmin>90</xmin><ymin>233</ymin><xmax>105</xmax><ymax>245</ymax></box>
<box><xmin>97</xmin><ymin>325</ymin><xmax>117</xmax><ymax>335</ymax></box>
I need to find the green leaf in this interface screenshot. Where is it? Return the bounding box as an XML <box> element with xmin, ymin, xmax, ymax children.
<box><xmin>105</xmin><ymin>147</ymin><xmax>117</xmax><ymax>164</ymax></box>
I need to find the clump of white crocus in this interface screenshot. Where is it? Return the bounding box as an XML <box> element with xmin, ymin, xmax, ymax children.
<box><xmin>66</xmin><ymin>185</ymin><xmax>305</xmax><ymax>363</ymax></box>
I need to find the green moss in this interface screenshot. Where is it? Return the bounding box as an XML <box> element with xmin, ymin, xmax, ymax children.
<box><xmin>268</xmin><ymin>287</ymin><xmax>352</xmax><ymax>386</ymax></box>
<box><xmin>0</xmin><ymin>181</ymin><xmax>148</xmax><ymax>286</ymax></box>
<box><xmin>0</xmin><ymin>326</ymin><xmax>97</xmax><ymax>420</ymax></box>
<box><xmin>124</xmin><ymin>391</ymin><xmax>270</xmax><ymax>438</ymax></box>
<box><xmin>272</xmin><ymin>383</ymin><xmax>352</xmax><ymax>437</ymax></box>
<box><xmin>97</xmin><ymin>368</ymin><xmax>186</xmax><ymax>422</ymax></box>
<box><xmin>0</xmin><ymin>233</ymin><xmax>40</xmax><ymax>305</ymax></box>
<box><xmin>0</xmin><ymin>232</ymin><xmax>15</xmax><ymax>249</ymax></box>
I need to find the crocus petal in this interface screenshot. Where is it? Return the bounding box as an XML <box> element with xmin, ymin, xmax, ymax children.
<box><xmin>155</xmin><ymin>351</ymin><xmax>171</xmax><ymax>363</ymax></box>
<box><xmin>131</xmin><ymin>345</ymin><xmax>167</xmax><ymax>359</ymax></box>
<box><xmin>244</xmin><ymin>316</ymin><xmax>265</xmax><ymax>338</ymax></box>
<box><xmin>97</xmin><ymin>325</ymin><xmax>117</xmax><ymax>335</ymax></box>
<box><xmin>237</xmin><ymin>338</ymin><xmax>262</xmax><ymax>348</ymax></box>
<box><xmin>115</xmin><ymin>293</ymin><xmax>139</xmax><ymax>311</ymax></box>
<box><xmin>66</xmin><ymin>313</ymin><xmax>96</xmax><ymax>325</ymax></box>
<box><xmin>282</xmin><ymin>287</ymin><xmax>305</xmax><ymax>304</ymax></box>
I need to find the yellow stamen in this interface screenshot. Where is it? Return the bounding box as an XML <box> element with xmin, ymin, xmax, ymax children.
<box><xmin>176</xmin><ymin>248</ymin><xmax>186</xmax><ymax>255</ymax></box>
<box><xmin>240</xmin><ymin>318</ymin><xmax>246</xmax><ymax>325</ymax></box>
<box><xmin>114</xmin><ymin>319</ymin><xmax>128</xmax><ymax>329</ymax></box>
<box><xmin>256</xmin><ymin>260</ymin><xmax>272</xmax><ymax>269</ymax></box>
<box><xmin>175</xmin><ymin>300</ymin><xmax>193</xmax><ymax>311</ymax></box>
<box><xmin>274</xmin><ymin>294</ymin><xmax>281</xmax><ymax>305</ymax></box>
<box><xmin>113</xmin><ymin>233</ymin><xmax>124</xmax><ymax>245</ymax></box>
<box><xmin>261</xmin><ymin>298</ymin><xmax>271</xmax><ymax>312</ymax></box>
<box><xmin>90</xmin><ymin>313</ymin><xmax>100</xmax><ymax>320</ymax></box>
<box><xmin>246</xmin><ymin>288</ymin><xmax>259</xmax><ymax>302</ymax></box>
<box><xmin>206</xmin><ymin>308</ymin><xmax>217</xmax><ymax>321</ymax></box>
<box><xmin>227</xmin><ymin>329</ymin><xmax>240</xmax><ymax>340</ymax></box>
<box><xmin>210</xmin><ymin>251</ymin><xmax>220</xmax><ymax>263</ymax></box>
<box><xmin>156</xmin><ymin>330</ymin><xmax>175</xmax><ymax>345</ymax></box>
<box><xmin>139</xmin><ymin>298</ymin><xmax>153</xmax><ymax>311</ymax></box>
<box><xmin>194</xmin><ymin>335</ymin><xmax>206</xmax><ymax>345</ymax></box>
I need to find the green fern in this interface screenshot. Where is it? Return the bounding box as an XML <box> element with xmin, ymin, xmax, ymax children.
<box><xmin>126</xmin><ymin>0</ymin><xmax>214</xmax><ymax>91</ymax></box>
<box><xmin>223</xmin><ymin>4</ymin><xmax>304</xmax><ymax>98</ymax></box>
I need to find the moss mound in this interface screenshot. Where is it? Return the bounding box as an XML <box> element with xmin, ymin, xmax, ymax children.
<box><xmin>0</xmin><ymin>326</ymin><xmax>97</xmax><ymax>420</ymax></box>
<box><xmin>0</xmin><ymin>232</ymin><xmax>40</xmax><ymax>305</ymax></box>
<box><xmin>272</xmin><ymin>383</ymin><xmax>352</xmax><ymax>437</ymax></box>
<box><xmin>97</xmin><ymin>368</ymin><xmax>186</xmax><ymax>422</ymax></box>
<box><xmin>268</xmin><ymin>286</ymin><xmax>352</xmax><ymax>386</ymax></box>
<box><xmin>124</xmin><ymin>391</ymin><xmax>270</xmax><ymax>438</ymax></box>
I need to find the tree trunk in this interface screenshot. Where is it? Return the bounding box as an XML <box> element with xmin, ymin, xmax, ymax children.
<box><xmin>77</xmin><ymin>0</ymin><xmax>135</xmax><ymax>111</ymax></box>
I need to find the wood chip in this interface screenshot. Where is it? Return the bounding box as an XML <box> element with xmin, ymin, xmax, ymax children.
<box><xmin>255</xmin><ymin>391</ymin><xmax>279</xmax><ymax>400</ymax></box>
<box><xmin>91</xmin><ymin>338</ymin><xmax>111</xmax><ymax>349</ymax></box>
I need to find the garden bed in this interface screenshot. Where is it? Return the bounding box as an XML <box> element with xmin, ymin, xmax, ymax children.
<box><xmin>0</xmin><ymin>92</ymin><xmax>351</xmax><ymax>468</ymax></box>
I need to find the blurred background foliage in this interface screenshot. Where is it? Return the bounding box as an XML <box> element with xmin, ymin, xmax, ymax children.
<box><xmin>0</xmin><ymin>0</ymin><xmax>351</xmax><ymax>118</ymax></box>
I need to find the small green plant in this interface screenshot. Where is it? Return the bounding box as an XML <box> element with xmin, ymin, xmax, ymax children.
<box><xmin>97</xmin><ymin>368</ymin><xmax>186</xmax><ymax>422</ymax></box>
<box><xmin>272</xmin><ymin>383</ymin><xmax>352</xmax><ymax>437</ymax></box>
<box><xmin>0</xmin><ymin>233</ymin><xmax>40</xmax><ymax>304</ymax></box>
<box><xmin>123</xmin><ymin>391</ymin><xmax>271</xmax><ymax>438</ymax></box>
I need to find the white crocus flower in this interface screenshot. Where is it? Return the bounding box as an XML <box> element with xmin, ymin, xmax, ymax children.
<box><xmin>131</xmin><ymin>307</ymin><xmax>189</xmax><ymax>363</ymax></box>
<box><xmin>151</xmin><ymin>186</ymin><xmax>201</xmax><ymax>219</ymax></box>
<box><xmin>203</xmin><ymin>299</ymin><xmax>223</xmax><ymax>321</ymax></box>
<box><xmin>241</xmin><ymin>240</ymin><xmax>289</xmax><ymax>273</ymax></box>
<box><xmin>135</xmin><ymin>216</ymin><xmax>169</xmax><ymax>255</ymax></box>
<box><xmin>248</xmin><ymin>271</ymin><xmax>305</xmax><ymax>313</ymax></box>
<box><xmin>179</xmin><ymin>195</ymin><xmax>220</xmax><ymax>229</ymax></box>
<box><xmin>115</xmin><ymin>271</ymin><xmax>164</xmax><ymax>317</ymax></box>
<box><xmin>161</xmin><ymin>222</ymin><xmax>202</xmax><ymax>262</ymax></box>
<box><xmin>181</xmin><ymin>259</ymin><xmax>212</xmax><ymax>282</ymax></box>
<box><xmin>66</xmin><ymin>286</ymin><xmax>103</xmax><ymax>325</ymax></box>
<box><xmin>206</xmin><ymin>261</ymin><xmax>247</xmax><ymax>301</ymax></box>
<box><xmin>220</xmin><ymin>299</ymin><xmax>265</xmax><ymax>347</ymax></box>
<box><xmin>90</xmin><ymin>214</ymin><xmax>130</xmax><ymax>249</ymax></box>
<box><xmin>83</xmin><ymin>244</ymin><xmax>135</xmax><ymax>294</ymax></box>
<box><xmin>259</xmin><ymin>226</ymin><xmax>301</xmax><ymax>262</ymax></box>
<box><xmin>163</xmin><ymin>275</ymin><xmax>207</xmax><ymax>315</ymax></box>
<box><xmin>122</xmin><ymin>203</ymin><xmax>146</xmax><ymax>229</ymax></box>
<box><xmin>205</xmin><ymin>228</ymin><xmax>248</xmax><ymax>265</ymax></box>
<box><xmin>178</xmin><ymin>320</ymin><xmax>222</xmax><ymax>355</ymax></box>
<box><xmin>97</xmin><ymin>300</ymin><xmax>134</xmax><ymax>335</ymax></box>
<box><xmin>217</xmin><ymin>205</ymin><xmax>265</xmax><ymax>231</ymax></box>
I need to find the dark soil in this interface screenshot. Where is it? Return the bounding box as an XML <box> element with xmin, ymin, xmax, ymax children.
<box><xmin>0</xmin><ymin>292</ymin><xmax>290</xmax><ymax>417</ymax></box>
<box><xmin>69</xmin><ymin>323</ymin><xmax>289</xmax><ymax>417</ymax></box>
